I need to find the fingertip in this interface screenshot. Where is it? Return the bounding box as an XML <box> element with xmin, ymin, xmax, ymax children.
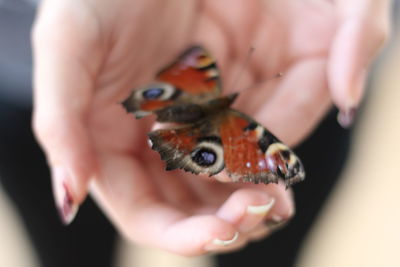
<box><xmin>34</xmin><ymin>115</ymin><xmax>96</xmax><ymax>218</ymax></box>
<box><xmin>216</xmin><ymin>188</ymin><xmax>276</xmax><ymax>233</ymax></box>
<box><xmin>216</xmin><ymin>188</ymin><xmax>273</xmax><ymax>220</ymax></box>
<box><xmin>264</xmin><ymin>182</ymin><xmax>295</xmax><ymax>220</ymax></box>
<box><xmin>162</xmin><ymin>215</ymin><xmax>239</xmax><ymax>256</ymax></box>
<box><xmin>328</xmin><ymin>17</ymin><xmax>385</xmax><ymax>114</ymax></box>
<box><xmin>51</xmin><ymin>165</ymin><xmax>81</xmax><ymax>225</ymax></box>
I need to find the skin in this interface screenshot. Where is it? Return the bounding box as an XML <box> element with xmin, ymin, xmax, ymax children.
<box><xmin>32</xmin><ymin>0</ymin><xmax>391</xmax><ymax>256</ymax></box>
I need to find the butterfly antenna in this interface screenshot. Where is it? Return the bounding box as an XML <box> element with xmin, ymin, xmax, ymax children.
<box><xmin>229</xmin><ymin>46</ymin><xmax>255</xmax><ymax>92</ymax></box>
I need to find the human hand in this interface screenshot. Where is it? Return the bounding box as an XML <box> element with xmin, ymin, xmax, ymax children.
<box><xmin>32</xmin><ymin>0</ymin><xmax>391</xmax><ymax>255</ymax></box>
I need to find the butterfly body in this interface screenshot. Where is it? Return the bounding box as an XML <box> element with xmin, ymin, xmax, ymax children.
<box><xmin>123</xmin><ymin>46</ymin><xmax>305</xmax><ymax>186</ymax></box>
<box><xmin>153</xmin><ymin>93</ymin><xmax>238</xmax><ymax>123</ymax></box>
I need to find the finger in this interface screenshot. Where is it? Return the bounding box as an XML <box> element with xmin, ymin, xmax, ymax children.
<box><xmin>150</xmin><ymin>167</ymin><xmax>204</xmax><ymax>213</ymax></box>
<box><xmin>32</xmin><ymin>2</ymin><xmax>101</xmax><ymax>224</ymax></box>
<box><xmin>216</xmin><ymin>184</ymin><xmax>293</xmax><ymax>233</ymax></box>
<box><xmin>329</xmin><ymin>0</ymin><xmax>391</xmax><ymax>127</ymax></box>
<box><xmin>247</xmin><ymin>223</ymin><xmax>269</xmax><ymax>241</ymax></box>
<box><xmin>216</xmin><ymin>188</ymin><xmax>275</xmax><ymax>233</ymax></box>
<box><xmin>90</xmin><ymin>154</ymin><xmax>239</xmax><ymax>256</ymax></box>
<box><xmin>253</xmin><ymin>58</ymin><xmax>331</xmax><ymax>146</ymax></box>
<box><xmin>202</xmin><ymin>0</ymin><xmax>262</xmax><ymax>56</ymax></box>
<box><xmin>247</xmin><ymin>203</ymin><xmax>292</xmax><ymax>242</ymax></box>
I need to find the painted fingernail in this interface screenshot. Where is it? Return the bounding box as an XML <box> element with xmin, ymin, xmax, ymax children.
<box><xmin>338</xmin><ymin>67</ymin><xmax>366</xmax><ymax>129</ymax></box>
<box><xmin>52</xmin><ymin>166</ymin><xmax>79</xmax><ymax>225</ymax></box>
<box><xmin>337</xmin><ymin>107</ymin><xmax>357</xmax><ymax>128</ymax></box>
<box><xmin>247</xmin><ymin>198</ymin><xmax>275</xmax><ymax>215</ymax></box>
<box><xmin>204</xmin><ymin>232</ymin><xmax>239</xmax><ymax>250</ymax></box>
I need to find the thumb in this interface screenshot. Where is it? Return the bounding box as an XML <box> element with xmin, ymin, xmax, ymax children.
<box><xmin>32</xmin><ymin>1</ymin><xmax>102</xmax><ymax>224</ymax></box>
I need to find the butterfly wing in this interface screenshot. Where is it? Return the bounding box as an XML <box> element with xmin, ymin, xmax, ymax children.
<box><xmin>148</xmin><ymin>120</ymin><xmax>226</xmax><ymax>176</ymax></box>
<box><xmin>218</xmin><ymin>110</ymin><xmax>305</xmax><ymax>186</ymax></box>
<box><xmin>148</xmin><ymin>110</ymin><xmax>305</xmax><ymax>186</ymax></box>
<box><xmin>122</xmin><ymin>46</ymin><xmax>222</xmax><ymax>121</ymax></box>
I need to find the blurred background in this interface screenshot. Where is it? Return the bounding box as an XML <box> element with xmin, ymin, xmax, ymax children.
<box><xmin>1</xmin><ymin>2</ymin><xmax>399</xmax><ymax>267</ymax></box>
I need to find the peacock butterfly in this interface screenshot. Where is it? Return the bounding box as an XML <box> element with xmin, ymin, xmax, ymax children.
<box><xmin>122</xmin><ymin>46</ymin><xmax>305</xmax><ymax>186</ymax></box>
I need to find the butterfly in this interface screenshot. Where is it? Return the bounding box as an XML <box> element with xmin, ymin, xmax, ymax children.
<box><xmin>122</xmin><ymin>46</ymin><xmax>305</xmax><ymax>187</ymax></box>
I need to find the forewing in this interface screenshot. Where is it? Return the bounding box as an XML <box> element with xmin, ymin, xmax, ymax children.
<box><xmin>122</xmin><ymin>46</ymin><xmax>222</xmax><ymax>120</ymax></box>
<box><xmin>157</xmin><ymin>46</ymin><xmax>221</xmax><ymax>95</ymax></box>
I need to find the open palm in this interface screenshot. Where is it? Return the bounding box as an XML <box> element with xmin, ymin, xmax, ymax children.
<box><xmin>33</xmin><ymin>0</ymin><xmax>389</xmax><ymax>255</ymax></box>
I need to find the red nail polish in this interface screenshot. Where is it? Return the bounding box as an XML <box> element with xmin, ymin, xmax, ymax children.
<box><xmin>52</xmin><ymin>166</ymin><xmax>79</xmax><ymax>225</ymax></box>
<box><xmin>57</xmin><ymin>182</ymin><xmax>78</xmax><ymax>225</ymax></box>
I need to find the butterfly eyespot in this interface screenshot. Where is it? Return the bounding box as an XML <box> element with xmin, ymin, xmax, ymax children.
<box><xmin>292</xmin><ymin>161</ymin><xmax>300</xmax><ymax>173</ymax></box>
<box><xmin>142</xmin><ymin>88</ymin><xmax>164</xmax><ymax>100</ymax></box>
<box><xmin>276</xmin><ymin>166</ymin><xmax>286</xmax><ymax>178</ymax></box>
<box><xmin>191</xmin><ymin>148</ymin><xmax>216</xmax><ymax>166</ymax></box>
<box><xmin>135</xmin><ymin>82</ymin><xmax>176</xmax><ymax>101</ymax></box>
<box><xmin>280</xmin><ymin>150</ymin><xmax>291</xmax><ymax>161</ymax></box>
<box><xmin>188</xmin><ymin>141</ymin><xmax>225</xmax><ymax>175</ymax></box>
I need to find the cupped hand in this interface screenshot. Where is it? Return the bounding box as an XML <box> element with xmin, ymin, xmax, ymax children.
<box><xmin>32</xmin><ymin>0</ymin><xmax>390</xmax><ymax>255</ymax></box>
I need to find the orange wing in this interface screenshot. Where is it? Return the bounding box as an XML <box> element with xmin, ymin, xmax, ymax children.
<box><xmin>148</xmin><ymin>120</ymin><xmax>225</xmax><ymax>175</ymax></box>
<box><xmin>122</xmin><ymin>46</ymin><xmax>221</xmax><ymax>120</ymax></box>
<box><xmin>157</xmin><ymin>46</ymin><xmax>221</xmax><ymax>95</ymax></box>
<box><xmin>219</xmin><ymin>110</ymin><xmax>305</xmax><ymax>186</ymax></box>
<box><xmin>148</xmin><ymin>110</ymin><xmax>305</xmax><ymax>186</ymax></box>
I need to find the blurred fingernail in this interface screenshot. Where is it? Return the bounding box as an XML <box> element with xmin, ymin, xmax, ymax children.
<box><xmin>265</xmin><ymin>215</ymin><xmax>289</xmax><ymax>232</ymax></box>
<box><xmin>213</xmin><ymin>232</ymin><xmax>239</xmax><ymax>246</ymax></box>
<box><xmin>239</xmin><ymin>198</ymin><xmax>275</xmax><ymax>232</ymax></box>
<box><xmin>204</xmin><ymin>232</ymin><xmax>239</xmax><ymax>250</ymax></box>
<box><xmin>337</xmin><ymin>107</ymin><xmax>357</xmax><ymax>128</ymax></box>
<box><xmin>52</xmin><ymin>166</ymin><xmax>79</xmax><ymax>225</ymax></box>
<box><xmin>247</xmin><ymin>198</ymin><xmax>275</xmax><ymax>215</ymax></box>
<box><xmin>337</xmin><ymin>67</ymin><xmax>366</xmax><ymax>129</ymax></box>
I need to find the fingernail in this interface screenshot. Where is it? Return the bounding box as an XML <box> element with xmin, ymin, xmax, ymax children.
<box><xmin>337</xmin><ymin>67</ymin><xmax>366</xmax><ymax>129</ymax></box>
<box><xmin>239</xmin><ymin>198</ymin><xmax>275</xmax><ymax>232</ymax></box>
<box><xmin>247</xmin><ymin>198</ymin><xmax>275</xmax><ymax>215</ymax></box>
<box><xmin>213</xmin><ymin>232</ymin><xmax>239</xmax><ymax>246</ymax></box>
<box><xmin>204</xmin><ymin>232</ymin><xmax>239</xmax><ymax>250</ymax></box>
<box><xmin>52</xmin><ymin>166</ymin><xmax>79</xmax><ymax>225</ymax></box>
<box><xmin>337</xmin><ymin>107</ymin><xmax>357</xmax><ymax>128</ymax></box>
<box><xmin>265</xmin><ymin>215</ymin><xmax>289</xmax><ymax>232</ymax></box>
